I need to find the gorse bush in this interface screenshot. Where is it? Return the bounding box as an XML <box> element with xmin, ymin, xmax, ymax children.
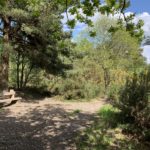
<box><xmin>57</xmin><ymin>76</ymin><xmax>101</xmax><ymax>100</ymax></box>
<box><xmin>116</xmin><ymin>69</ymin><xmax>150</xmax><ymax>140</ymax></box>
<box><xmin>106</xmin><ymin>69</ymin><xmax>129</xmax><ymax>100</ymax></box>
<box><xmin>52</xmin><ymin>55</ymin><xmax>103</xmax><ymax>100</ymax></box>
<box><xmin>118</xmin><ymin>70</ymin><xmax>149</xmax><ymax>119</ymax></box>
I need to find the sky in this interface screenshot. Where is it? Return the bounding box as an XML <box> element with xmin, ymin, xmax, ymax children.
<box><xmin>127</xmin><ymin>0</ymin><xmax>150</xmax><ymax>14</ymax></box>
<box><xmin>62</xmin><ymin>0</ymin><xmax>150</xmax><ymax>63</ymax></box>
<box><xmin>127</xmin><ymin>0</ymin><xmax>150</xmax><ymax>63</ymax></box>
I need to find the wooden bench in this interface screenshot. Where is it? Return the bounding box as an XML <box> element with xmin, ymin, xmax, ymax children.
<box><xmin>0</xmin><ymin>89</ymin><xmax>21</xmax><ymax>107</ymax></box>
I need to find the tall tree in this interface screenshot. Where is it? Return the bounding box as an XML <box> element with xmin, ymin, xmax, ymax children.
<box><xmin>0</xmin><ymin>0</ymin><xmax>71</xmax><ymax>91</ymax></box>
<box><xmin>0</xmin><ymin>0</ymin><xmax>135</xmax><ymax>91</ymax></box>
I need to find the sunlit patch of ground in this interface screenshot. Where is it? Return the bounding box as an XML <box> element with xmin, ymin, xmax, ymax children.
<box><xmin>0</xmin><ymin>98</ymin><xmax>105</xmax><ymax>150</ymax></box>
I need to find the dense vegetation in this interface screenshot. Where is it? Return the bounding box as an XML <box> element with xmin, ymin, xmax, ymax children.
<box><xmin>76</xmin><ymin>70</ymin><xmax>150</xmax><ymax>149</ymax></box>
<box><xmin>0</xmin><ymin>0</ymin><xmax>149</xmax><ymax>149</ymax></box>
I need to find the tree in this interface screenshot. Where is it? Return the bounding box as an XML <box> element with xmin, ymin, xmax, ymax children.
<box><xmin>76</xmin><ymin>16</ymin><xmax>145</xmax><ymax>92</ymax></box>
<box><xmin>94</xmin><ymin>29</ymin><xmax>145</xmax><ymax>91</ymax></box>
<box><xmin>0</xmin><ymin>0</ymin><xmax>143</xmax><ymax>91</ymax></box>
<box><xmin>76</xmin><ymin>15</ymin><xmax>117</xmax><ymax>46</ymax></box>
<box><xmin>0</xmin><ymin>0</ymin><xmax>72</xmax><ymax>91</ymax></box>
<box><xmin>65</xmin><ymin>0</ymin><xmax>130</xmax><ymax>28</ymax></box>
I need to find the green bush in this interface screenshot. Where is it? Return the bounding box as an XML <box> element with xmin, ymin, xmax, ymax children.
<box><xmin>53</xmin><ymin>57</ymin><xmax>103</xmax><ymax>100</ymax></box>
<box><xmin>98</xmin><ymin>104</ymin><xmax>120</xmax><ymax>127</ymax></box>
<box><xmin>107</xmin><ymin>83</ymin><xmax>121</xmax><ymax>101</ymax></box>
<box><xmin>116</xmin><ymin>70</ymin><xmax>150</xmax><ymax>140</ymax></box>
<box><xmin>76</xmin><ymin>105</ymin><xmax>149</xmax><ymax>150</ymax></box>
<box><xmin>58</xmin><ymin>78</ymin><xmax>101</xmax><ymax>100</ymax></box>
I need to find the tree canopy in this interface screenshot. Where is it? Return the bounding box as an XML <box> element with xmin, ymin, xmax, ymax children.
<box><xmin>0</xmin><ymin>0</ymin><xmax>145</xmax><ymax>91</ymax></box>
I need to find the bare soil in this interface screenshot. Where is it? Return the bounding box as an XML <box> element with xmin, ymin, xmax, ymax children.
<box><xmin>0</xmin><ymin>98</ymin><xmax>105</xmax><ymax>150</ymax></box>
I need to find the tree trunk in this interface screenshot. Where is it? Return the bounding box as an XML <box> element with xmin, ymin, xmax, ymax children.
<box><xmin>20</xmin><ymin>55</ymin><xmax>25</xmax><ymax>89</ymax></box>
<box><xmin>23</xmin><ymin>64</ymin><xmax>33</xmax><ymax>88</ymax></box>
<box><xmin>101</xmin><ymin>65</ymin><xmax>110</xmax><ymax>94</ymax></box>
<box><xmin>16</xmin><ymin>52</ymin><xmax>20</xmax><ymax>89</ymax></box>
<box><xmin>0</xmin><ymin>17</ymin><xmax>11</xmax><ymax>91</ymax></box>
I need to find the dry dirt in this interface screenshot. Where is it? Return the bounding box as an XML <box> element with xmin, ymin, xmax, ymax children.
<box><xmin>0</xmin><ymin>98</ymin><xmax>105</xmax><ymax>150</ymax></box>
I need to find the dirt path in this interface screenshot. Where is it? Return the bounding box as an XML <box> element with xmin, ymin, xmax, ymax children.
<box><xmin>0</xmin><ymin>98</ymin><xmax>105</xmax><ymax>150</ymax></box>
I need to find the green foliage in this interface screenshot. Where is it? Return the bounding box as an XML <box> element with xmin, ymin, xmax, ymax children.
<box><xmin>54</xmin><ymin>56</ymin><xmax>102</xmax><ymax>100</ymax></box>
<box><xmin>117</xmin><ymin>70</ymin><xmax>149</xmax><ymax>119</ymax></box>
<box><xmin>0</xmin><ymin>0</ymin><xmax>74</xmax><ymax>90</ymax></box>
<box><xmin>76</xmin><ymin>105</ymin><xmax>119</xmax><ymax>149</ymax></box>
<box><xmin>0</xmin><ymin>0</ymin><xmax>73</xmax><ymax>90</ymax></box>
<box><xmin>107</xmin><ymin>83</ymin><xmax>121</xmax><ymax>100</ymax></box>
<box><xmin>98</xmin><ymin>104</ymin><xmax>120</xmax><ymax>127</ymax></box>
<box><xmin>46</xmin><ymin>39</ymin><xmax>103</xmax><ymax>100</ymax></box>
<box><xmin>115</xmin><ymin>69</ymin><xmax>150</xmax><ymax>140</ymax></box>
<box><xmin>58</xmin><ymin>78</ymin><xmax>101</xmax><ymax>100</ymax></box>
<box><xmin>76</xmin><ymin>105</ymin><xmax>149</xmax><ymax>150</ymax></box>
<box><xmin>106</xmin><ymin>69</ymin><xmax>131</xmax><ymax>100</ymax></box>
<box><xmin>64</xmin><ymin>0</ymin><xmax>143</xmax><ymax>42</ymax></box>
<box><xmin>68</xmin><ymin>109</ymin><xmax>81</xmax><ymax>117</ymax></box>
<box><xmin>0</xmin><ymin>0</ymin><xmax>6</xmax><ymax>7</ymax></box>
<box><xmin>76</xmin><ymin>16</ymin><xmax>117</xmax><ymax>45</ymax></box>
<box><xmin>56</xmin><ymin>18</ymin><xmax>145</xmax><ymax>100</ymax></box>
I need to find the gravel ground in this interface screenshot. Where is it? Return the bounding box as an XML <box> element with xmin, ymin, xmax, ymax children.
<box><xmin>0</xmin><ymin>98</ymin><xmax>105</xmax><ymax>150</ymax></box>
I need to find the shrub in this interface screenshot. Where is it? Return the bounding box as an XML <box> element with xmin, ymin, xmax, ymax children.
<box><xmin>106</xmin><ymin>69</ymin><xmax>130</xmax><ymax>101</ymax></box>
<box><xmin>76</xmin><ymin>105</ymin><xmax>149</xmax><ymax>150</ymax></box>
<box><xmin>98</xmin><ymin>104</ymin><xmax>120</xmax><ymax>127</ymax></box>
<box><xmin>115</xmin><ymin>69</ymin><xmax>150</xmax><ymax>140</ymax></box>
<box><xmin>107</xmin><ymin>83</ymin><xmax>121</xmax><ymax>101</ymax></box>
<box><xmin>58</xmin><ymin>78</ymin><xmax>101</xmax><ymax>100</ymax></box>
<box><xmin>53</xmin><ymin>58</ymin><xmax>103</xmax><ymax>100</ymax></box>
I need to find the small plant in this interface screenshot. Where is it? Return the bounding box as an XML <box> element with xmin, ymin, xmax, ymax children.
<box><xmin>73</xmin><ymin>109</ymin><xmax>81</xmax><ymax>114</ymax></box>
<box><xmin>68</xmin><ymin>109</ymin><xmax>81</xmax><ymax>118</ymax></box>
<box><xmin>98</xmin><ymin>104</ymin><xmax>120</xmax><ymax>127</ymax></box>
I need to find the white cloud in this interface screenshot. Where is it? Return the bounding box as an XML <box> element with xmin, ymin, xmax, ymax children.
<box><xmin>62</xmin><ymin>11</ymin><xmax>150</xmax><ymax>63</ymax></box>
<box><xmin>134</xmin><ymin>12</ymin><xmax>150</xmax><ymax>36</ymax></box>
<box><xmin>133</xmin><ymin>12</ymin><xmax>150</xmax><ymax>63</ymax></box>
<box><xmin>142</xmin><ymin>45</ymin><xmax>150</xmax><ymax>63</ymax></box>
<box><xmin>109</xmin><ymin>11</ymin><xmax>150</xmax><ymax>38</ymax></box>
<box><xmin>62</xmin><ymin>10</ymin><xmax>150</xmax><ymax>36</ymax></box>
<box><xmin>61</xmin><ymin>11</ymin><xmax>101</xmax><ymax>32</ymax></box>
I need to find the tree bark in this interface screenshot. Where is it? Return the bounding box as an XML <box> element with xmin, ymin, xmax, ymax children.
<box><xmin>20</xmin><ymin>55</ymin><xmax>25</xmax><ymax>89</ymax></box>
<box><xmin>101</xmin><ymin>65</ymin><xmax>110</xmax><ymax>94</ymax></box>
<box><xmin>16</xmin><ymin>52</ymin><xmax>20</xmax><ymax>89</ymax></box>
<box><xmin>23</xmin><ymin>64</ymin><xmax>33</xmax><ymax>88</ymax></box>
<box><xmin>0</xmin><ymin>17</ymin><xmax>11</xmax><ymax>91</ymax></box>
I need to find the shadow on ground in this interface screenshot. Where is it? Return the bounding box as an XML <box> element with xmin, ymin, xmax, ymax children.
<box><xmin>0</xmin><ymin>104</ymin><xmax>96</xmax><ymax>150</ymax></box>
<box><xmin>16</xmin><ymin>87</ymin><xmax>53</xmax><ymax>103</ymax></box>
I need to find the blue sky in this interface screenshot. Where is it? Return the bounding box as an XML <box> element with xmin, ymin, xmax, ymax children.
<box><xmin>127</xmin><ymin>0</ymin><xmax>150</xmax><ymax>14</ymax></box>
<box><xmin>127</xmin><ymin>0</ymin><xmax>150</xmax><ymax>63</ymax></box>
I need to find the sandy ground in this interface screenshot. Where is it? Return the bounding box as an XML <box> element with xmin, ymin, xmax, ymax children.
<box><xmin>0</xmin><ymin>98</ymin><xmax>105</xmax><ymax>150</ymax></box>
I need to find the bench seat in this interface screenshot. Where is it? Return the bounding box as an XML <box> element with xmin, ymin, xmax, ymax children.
<box><xmin>0</xmin><ymin>97</ymin><xmax>21</xmax><ymax>102</ymax></box>
<box><xmin>0</xmin><ymin>89</ymin><xmax>21</xmax><ymax>107</ymax></box>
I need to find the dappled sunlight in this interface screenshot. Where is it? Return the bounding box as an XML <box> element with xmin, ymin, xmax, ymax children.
<box><xmin>76</xmin><ymin>104</ymin><xmax>149</xmax><ymax>150</ymax></box>
<box><xmin>0</xmin><ymin>0</ymin><xmax>149</xmax><ymax>149</ymax></box>
<box><xmin>0</xmin><ymin>98</ymin><xmax>105</xmax><ymax>150</ymax></box>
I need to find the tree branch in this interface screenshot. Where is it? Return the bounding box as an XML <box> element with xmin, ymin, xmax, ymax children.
<box><xmin>65</xmin><ymin>0</ymin><xmax>69</xmax><ymax>20</ymax></box>
<box><xmin>121</xmin><ymin>0</ymin><xmax>127</xmax><ymax>23</ymax></box>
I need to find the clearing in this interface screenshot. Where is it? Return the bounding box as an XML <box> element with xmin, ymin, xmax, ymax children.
<box><xmin>0</xmin><ymin>98</ymin><xmax>105</xmax><ymax>150</ymax></box>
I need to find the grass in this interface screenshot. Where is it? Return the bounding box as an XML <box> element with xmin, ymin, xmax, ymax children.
<box><xmin>76</xmin><ymin>104</ymin><xmax>149</xmax><ymax>150</ymax></box>
<box><xmin>73</xmin><ymin>109</ymin><xmax>81</xmax><ymax>114</ymax></box>
<box><xmin>68</xmin><ymin>109</ymin><xmax>81</xmax><ymax>118</ymax></box>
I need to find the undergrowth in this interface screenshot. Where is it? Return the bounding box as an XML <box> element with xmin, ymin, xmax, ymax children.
<box><xmin>76</xmin><ymin>104</ymin><xmax>149</xmax><ymax>150</ymax></box>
